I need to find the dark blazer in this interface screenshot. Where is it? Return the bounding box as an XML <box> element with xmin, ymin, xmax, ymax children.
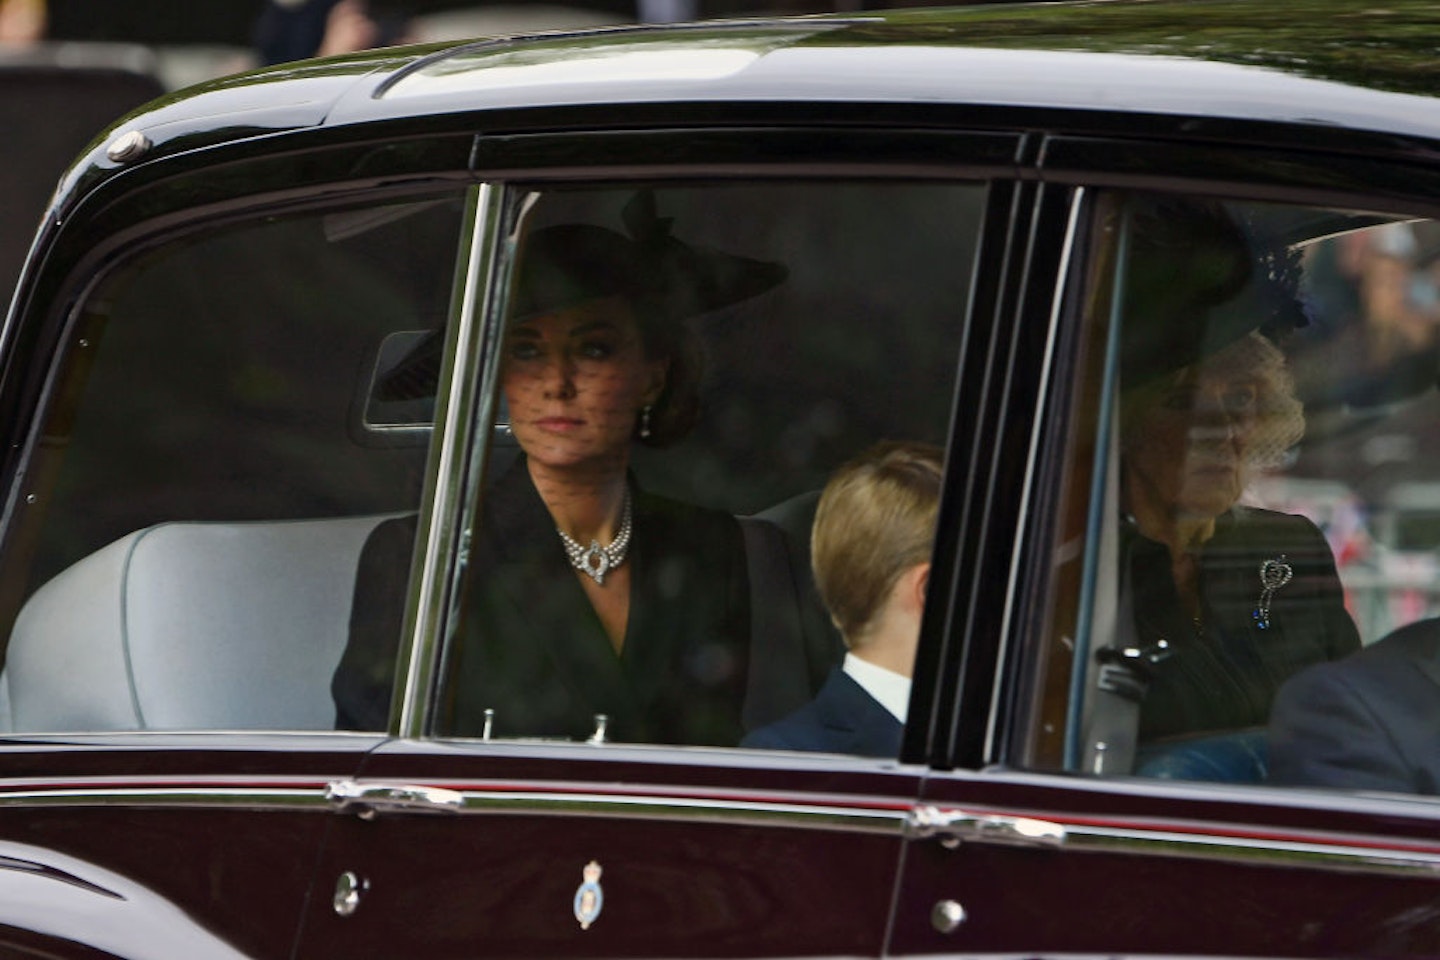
<box><xmin>1268</xmin><ymin>619</ymin><xmax>1440</xmax><ymax>796</ymax></box>
<box><xmin>740</xmin><ymin>667</ymin><xmax>902</xmax><ymax>758</ymax></box>
<box><xmin>333</xmin><ymin>458</ymin><xmax>751</xmax><ymax>746</ymax></box>
<box><xmin>1126</xmin><ymin>506</ymin><xmax>1360</xmax><ymax>742</ymax></box>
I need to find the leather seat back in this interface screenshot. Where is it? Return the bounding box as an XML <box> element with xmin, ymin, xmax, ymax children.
<box><xmin>0</xmin><ymin>514</ymin><xmax>395</xmax><ymax>732</ymax></box>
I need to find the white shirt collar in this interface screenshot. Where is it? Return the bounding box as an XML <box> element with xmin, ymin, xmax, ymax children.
<box><xmin>842</xmin><ymin>652</ymin><xmax>911</xmax><ymax>723</ymax></box>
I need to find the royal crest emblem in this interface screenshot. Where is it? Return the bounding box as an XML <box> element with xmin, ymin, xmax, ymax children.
<box><xmin>573</xmin><ymin>860</ymin><xmax>604</xmax><ymax>930</ymax></box>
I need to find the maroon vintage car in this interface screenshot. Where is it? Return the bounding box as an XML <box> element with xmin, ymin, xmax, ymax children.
<box><xmin>0</xmin><ymin>2</ymin><xmax>1438</xmax><ymax>957</ymax></box>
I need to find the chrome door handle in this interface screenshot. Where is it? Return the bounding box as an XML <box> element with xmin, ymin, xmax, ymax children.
<box><xmin>326</xmin><ymin>780</ymin><xmax>465</xmax><ymax>817</ymax></box>
<box><xmin>905</xmin><ymin>805</ymin><xmax>1066</xmax><ymax>848</ymax></box>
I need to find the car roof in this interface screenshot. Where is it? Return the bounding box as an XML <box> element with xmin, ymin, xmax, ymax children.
<box><xmin>54</xmin><ymin>0</ymin><xmax>1440</xmax><ymax>212</ymax></box>
<box><xmin>350</xmin><ymin>3</ymin><xmax>1440</xmax><ymax>130</ymax></box>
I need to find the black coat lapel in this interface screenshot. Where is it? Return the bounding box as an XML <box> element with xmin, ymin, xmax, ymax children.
<box><xmin>618</xmin><ymin>489</ymin><xmax>686</xmax><ymax>716</ymax></box>
<box><xmin>478</xmin><ymin>460</ymin><xmax>640</xmax><ymax>735</ymax></box>
<box><xmin>450</xmin><ymin>457</ymin><xmax>747</xmax><ymax>746</ymax></box>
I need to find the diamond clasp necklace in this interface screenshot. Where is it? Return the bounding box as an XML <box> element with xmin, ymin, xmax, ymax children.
<box><xmin>557</xmin><ymin>493</ymin><xmax>633</xmax><ymax>585</ymax></box>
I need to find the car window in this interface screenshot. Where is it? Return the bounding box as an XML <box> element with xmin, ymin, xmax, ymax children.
<box><xmin>0</xmin><ymin>193</ymin><xmax>467</xmax><ymax>733</ymax></box>
<box><xmin>333</xmin><ymin>179</ymin><xmax>985</xmax><ymax>750</ymax></box>
<box><xmin>1027</xmin><ymin>189</ymin><xmax>1440</xmax><ymax>799</ymax></box>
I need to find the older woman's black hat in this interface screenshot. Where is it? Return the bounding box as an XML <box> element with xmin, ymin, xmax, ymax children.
<box><xmin>1118</xmin><ymin>195</ymin><xmax>1307</xmax><ymax>388</ymax></box>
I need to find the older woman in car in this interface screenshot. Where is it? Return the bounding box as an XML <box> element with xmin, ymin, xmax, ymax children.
<box><xmin>1115</xmin><ymin>196</ymin><xmax>1361</xmax><ymax>747</ymax></box>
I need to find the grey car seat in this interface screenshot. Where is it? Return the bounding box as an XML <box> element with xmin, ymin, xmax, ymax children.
<box><xmin>0</xmin><ymin>514</ymin><xmax>395</xmax><ymax>732</ymax></box>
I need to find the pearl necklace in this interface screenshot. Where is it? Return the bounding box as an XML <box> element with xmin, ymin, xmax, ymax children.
<box><xmin>557</xmin><ymin>493</ymin><xmax>633</xmax><ymax>585</ymax></box>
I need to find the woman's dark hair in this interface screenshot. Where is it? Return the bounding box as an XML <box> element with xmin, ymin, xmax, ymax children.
<box><xmin>632</xmin><ymin>297</ymin><xmax>702</xmax><ymax>448</ymax></box>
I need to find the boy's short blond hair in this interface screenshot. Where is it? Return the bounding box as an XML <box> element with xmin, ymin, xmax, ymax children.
<box><xmin>811</xmin><ymin>441</ymin><xmax>944</xmax><ymax>646</ymax></box>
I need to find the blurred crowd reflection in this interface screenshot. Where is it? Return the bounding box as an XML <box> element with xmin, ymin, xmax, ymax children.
<box><xmin>0</xmin><ymin>0</ymin><xmax>44</xmax><ymax>45</ymax></box>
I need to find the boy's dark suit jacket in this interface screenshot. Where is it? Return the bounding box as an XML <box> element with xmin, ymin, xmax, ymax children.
<box><xmin>741</xmin><ymin>666</ymin><xmax>902</xmax><ymax>757</ymax></box>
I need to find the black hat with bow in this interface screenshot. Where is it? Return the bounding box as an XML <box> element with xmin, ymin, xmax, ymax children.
<box><xmin>375</xmin><ymin>191</ymin><xmax>787</xmax><ymax>402</ymax></box>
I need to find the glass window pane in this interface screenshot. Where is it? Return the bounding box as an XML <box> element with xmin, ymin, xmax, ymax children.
<box><xmin>0</xmin><ymin>194</ymin><xmax>467</xmax><ymax>732</ymax></box>
<box><xmin>1032</xmin><ymin>190</ymin><xmax>1440</xmax><ymax>799</ymax></box>
<box><xmin>421</xmin><ymin>180</ymin><xmax>982</xmax><ymax>750</ymax></box>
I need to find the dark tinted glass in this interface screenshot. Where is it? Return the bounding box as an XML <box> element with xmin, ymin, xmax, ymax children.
<box><xmin>1033</xmin><ymin>191</ymin><xmax>1440</xmax><ymax>800</ymax></box>
<box><xmin>430</xmin><ymin>180</ymin><xmax>984</xmax><ymax>750</ymax></box>
<box><xmin>0</xmin><ymin>195</ymin><xmax>466</xmax><ymax>732</ymax></box>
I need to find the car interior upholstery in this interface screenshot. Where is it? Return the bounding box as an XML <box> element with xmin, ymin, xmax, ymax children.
<box><xmin>0</xmin><ymin>514</ymin><xmax>397</xmax><ymax>731</ymax></box>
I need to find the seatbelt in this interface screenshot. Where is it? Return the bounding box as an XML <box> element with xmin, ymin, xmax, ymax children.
<box><xmin>1082</xmin><ymin>558</ymin><xmax>1172</xmax><ymax>776</ymax></box>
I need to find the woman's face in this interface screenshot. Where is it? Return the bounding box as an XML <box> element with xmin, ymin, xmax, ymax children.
<box><xmin>502</xmin><ymin>297</ymin><xmax>667</xmax><ymax>473</ymax></box>
<box><xmin>1123</xmin><ymin>358</ymin><xmax>1260</xmax><ymax>523</ymax></box>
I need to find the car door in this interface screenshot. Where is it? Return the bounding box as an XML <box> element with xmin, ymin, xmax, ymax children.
<box><xmin>293</xmin><ymin>130</ymin><xmax>1030</xmax><ymax>958</ymax></box>
<box><xmin>0</xmin><ymin>173</ymin><xmax>472</xmax><ymax>957</ymax></box>
<box><xmin>892</xmin><ymin>139</ymin><xmax>1440</xmax><ymax>958</ymax></box>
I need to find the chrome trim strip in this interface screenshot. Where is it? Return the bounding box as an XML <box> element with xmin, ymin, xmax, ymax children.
<box><xmin>397</xmin><ymin>182</ymin><xmax>506</xmax><ymax>738</ymax></box>
<box><xmin>0</xmin><ymin>775</ymin><xmax>1432</xmax><ymax>878</ymax></box>
<box><xmin>1061</xmin><ymin>819</ymin><xmax>1440</xmax><ymax>877</ymax></box>
<box><xmin>320</xmin><ymin>778</ymin><xmax>910</xmax><ymax>832</ymax></box>
<box><xmin>444</xmin><ymin>790</ymin><xmax>906</xmax><ymax>833</ymax></box>
<box><xmin>909</xmin><ymin>804</ymin><xmax>1440</xmax><ymax>879</ymax></box>
<box><xmin>0</xmin><ymin>777</ymin><xmax>909</xmax><ymax>833</ymax></box>
<box><xmin>0</xmin><ymin>787</ymin><xmax>327</xmax><ymax>809</ymax></box>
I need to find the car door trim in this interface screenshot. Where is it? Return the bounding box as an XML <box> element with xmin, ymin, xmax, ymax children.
<box><xmin>0</xmin><ymin>775</ymin><xmax>909</xmax><ymax>833</ymax></box>
<box><xmin>0</xmin><ymin>775</ymin><xmax>1432</xmax><ymax>877</ymax></box>
<box><xmin>907</xmin><ymin>802</ymin><xmax>1440</xmax><ymax>878</ymax></box>
<box><xmin>395</xmin><ymin>181</ymin><xmax>507</xmax><ymax>739</ymax></box>
<box><xmin>324</xmin><ymin>777</ymin><xmax>912</xmax><ymax>833</ymax></box>
<box><xmin>0</xmin><ymin>776</ymin><xmax>333</xmax><ymax>809</ymax></box>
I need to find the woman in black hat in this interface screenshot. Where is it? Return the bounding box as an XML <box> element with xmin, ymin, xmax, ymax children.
<box><xmin>1114</xmin><ymin>197</ymin><xmax>1361</xmax><ymax>751</ymax></box>
<box><xmin>333</xmin><ymin>194</ymin><xmax>784</xmax><ymax>745</ymax></box>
